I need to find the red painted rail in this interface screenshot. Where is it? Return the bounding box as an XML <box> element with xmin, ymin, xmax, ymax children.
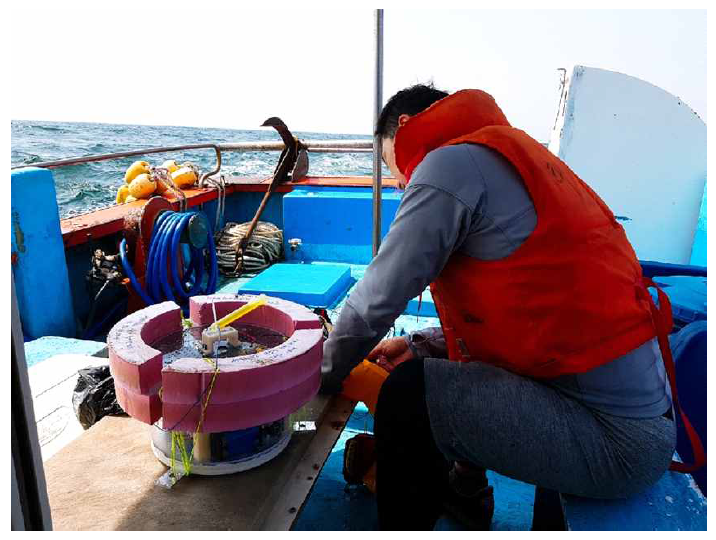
<box><xmin>60</xmin><ymin>175</ymin><xmax>398</xmax><ymax>248</ymax></box>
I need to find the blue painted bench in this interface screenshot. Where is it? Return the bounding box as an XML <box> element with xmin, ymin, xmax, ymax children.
<box><xmin>538</xmin><ymin>320</ymin><xmax>708</xmax><ymax>531</ymax></box>
<box><xmin>559</xmin><ymin>468</ymin><xmax>707</xmax><ymax>530</ymax></box>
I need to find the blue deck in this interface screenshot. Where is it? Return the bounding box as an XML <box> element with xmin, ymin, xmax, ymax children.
<box><xmin>292</xmin><ymin>403</ymin><xmax>537</xmax><ymax>531</ymax></box>
<box><xmin>25</xmin><ymin>257</ymin><xmax>707</xmax><ymax>530</ymax></box>
<box><xmin>561</xmin><ymin>470</ymin><xmax>707</xmax><ymax>531</ymax></box>
<box><xmin>23</xmin><ymin>336</ymin><xmax>107</xmax><ymax>368</ymax></box>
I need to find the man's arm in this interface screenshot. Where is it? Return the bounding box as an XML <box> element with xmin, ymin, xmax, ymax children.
<box><xmin>321</xmin><ymin>159</ymin><xmax>479</xmax><ymax>392</ymax></box>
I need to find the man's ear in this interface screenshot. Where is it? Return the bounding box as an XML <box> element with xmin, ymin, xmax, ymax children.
<box><xmin>398</xmin><ymin>114</ymin><xmax>411</xmax><ymax>127</ymax></box>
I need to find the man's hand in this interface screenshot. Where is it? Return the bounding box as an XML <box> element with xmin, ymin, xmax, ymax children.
<box><xmin>366</xmin><ymin>337</ymin><xmax>415</xmax><ymax>373</ymax></box>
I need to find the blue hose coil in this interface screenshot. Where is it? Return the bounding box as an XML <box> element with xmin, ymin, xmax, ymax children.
<box><xmin>119</xmin><ymin>210</ymin><xmax>217</xmax><ymax>306</ymax></box>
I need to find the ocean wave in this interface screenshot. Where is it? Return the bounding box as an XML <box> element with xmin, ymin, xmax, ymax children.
<box><xmin>32</xmin><ymin>124</ymin><xmax>68</xmax><ymax>133</ymax></box>
<box><xmin>20</xmin><ymin>153</ymin><xmax>45</xmax><ymax>164</ymax></box>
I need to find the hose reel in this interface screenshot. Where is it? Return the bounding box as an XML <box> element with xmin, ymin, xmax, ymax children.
<box><xmin>119</xmin><ymin>197</ymin><xmax>218</xmax><ymax>308</ymax></box>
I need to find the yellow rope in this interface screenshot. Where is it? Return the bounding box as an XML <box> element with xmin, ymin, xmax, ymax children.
<box><xmin>170</xmin><ymin>428</ymin><xmax>176</xmax><ymax>472</ymax></box>
<box><xmin>169</xmin><ymin>356</ymin><xmax>220</xmax><ymax>477</ymax></box>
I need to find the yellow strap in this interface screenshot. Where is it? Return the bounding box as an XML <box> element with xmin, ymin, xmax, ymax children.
<box><xmin>169</xmin><ymin>356</ymin><xmax>221</xmax><ymax>477</ymax></box>
<box><xmin>210</xmin><ymin>295</ymin><xmax>267</xmax><ymax>331</ymax></box>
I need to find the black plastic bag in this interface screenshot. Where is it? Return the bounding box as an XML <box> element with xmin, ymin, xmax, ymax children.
<box><xmin>72</xmin><ymin>365</ymin><xmax>125</xmax><ymax>429</ymax></box>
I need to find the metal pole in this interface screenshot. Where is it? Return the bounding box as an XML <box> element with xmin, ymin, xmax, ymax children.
<box><xmin>372</xmin><ymin>9</ymin><xmax>384</xmax><ymax>257</ymax></box>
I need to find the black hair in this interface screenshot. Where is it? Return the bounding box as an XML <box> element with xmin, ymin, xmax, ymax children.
<box><xmin>375</xmin><ymin>83</ymin><xmax>449</xmax><ymax>138</ymax></box>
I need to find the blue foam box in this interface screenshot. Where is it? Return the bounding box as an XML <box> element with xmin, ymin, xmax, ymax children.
<box><xmin>282</xmin><ymin>186</ymin><xmax>402</xmax><ymax>265</ymax></box>
<box><xmin>239</xmin><ymin>263</ymin><xmax>352</xmax><ymax>308</ymax></box>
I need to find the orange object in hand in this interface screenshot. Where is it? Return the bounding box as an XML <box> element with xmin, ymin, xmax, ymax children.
<box><xmin>341</xmin><ymin>360</ymin><xmax>390</xmax><ymax>416</ymax></box>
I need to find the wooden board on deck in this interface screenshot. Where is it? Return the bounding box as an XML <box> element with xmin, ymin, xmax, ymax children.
<box><xmin>43</xmin><ymin>394</ymin><xmax>355</xmax><ymax>531</ymax></box>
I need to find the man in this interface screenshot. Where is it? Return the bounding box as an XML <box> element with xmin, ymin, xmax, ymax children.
<box><xmin>320</xmin><ymin>84</ymin><xmax>677</xmax><ymax>530</ymax></box>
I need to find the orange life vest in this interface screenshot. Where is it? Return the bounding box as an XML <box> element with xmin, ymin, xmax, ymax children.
<box><xmin>390</xmin><ymin>89</ymin><xmax>704</xmax><ymax>472</ymax></box>
<box><xmin>396</xmin><ymin>90</ymin><xmax>654</xmax><ymax>378</ymax></box>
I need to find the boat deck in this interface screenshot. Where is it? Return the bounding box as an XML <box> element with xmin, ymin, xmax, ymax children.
<box><xmin>28</xmin><ymin>265</ymin><xmax>707</xmax><ymax>531</ymax></box>
<box><xmin>32</xmin><ymin>264</ymin><xmax>449</xmax><ymax>530</ymax></box>
<box><xmin>292</xmin><ymin>402</ymin><xmax>537</xmax><ymax>531</ymax></box>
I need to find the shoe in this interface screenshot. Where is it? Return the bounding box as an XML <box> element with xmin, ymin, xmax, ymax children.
<box><xmin>343</xmin><ymin>433</ymin><xmax>376</xmax><ymax>486</ymax></box>
<box><xmin>442</xmin><ymin>484</ymin><xmax>494</xmax><ymax>531</ymax></box>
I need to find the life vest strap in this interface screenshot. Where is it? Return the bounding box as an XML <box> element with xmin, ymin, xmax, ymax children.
<box><xmin>643</xmin><ymin>277</ymin><xmax>706</xmax><ymax>474</ymax></box>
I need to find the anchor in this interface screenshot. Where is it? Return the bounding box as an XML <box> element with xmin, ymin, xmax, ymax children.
<box><xmin>233</xmin><ymin>117</ymin><xmax>308</xmax><ymax>275</ymax></box>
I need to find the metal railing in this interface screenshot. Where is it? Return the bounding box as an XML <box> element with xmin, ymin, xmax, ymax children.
<box><xmin>11</xmin><ymin>139</ymin><xmax>374</xmax><ymax>171</ymax></box>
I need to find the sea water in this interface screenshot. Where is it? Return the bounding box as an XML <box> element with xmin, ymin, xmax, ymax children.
<box><xmin>11</xmin><ymin>120</ymin><xmax>386</xmax><ymax>219</ymax></box>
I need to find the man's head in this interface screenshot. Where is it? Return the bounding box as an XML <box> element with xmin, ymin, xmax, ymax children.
<box><xmin>376</xmin><ymin>83</ymin><xmax>449</xmax><ymax>188</ymax></box>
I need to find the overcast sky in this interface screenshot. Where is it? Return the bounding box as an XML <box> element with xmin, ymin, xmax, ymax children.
<box><xmin>9</xmin><ymin>5</ymin><xmax>706</xmax><ymax>142</ymax></box>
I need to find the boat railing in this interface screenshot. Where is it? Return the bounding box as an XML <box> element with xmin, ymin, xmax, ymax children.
<box><xmin>10</xmin><ymin>139</ymin><xmax>374</xmax><ymax>171</ymax></box>
<box><xmin>11</xmin><ymin>139</ymin><xmax>376</xmax><ymax>218</ymax></box>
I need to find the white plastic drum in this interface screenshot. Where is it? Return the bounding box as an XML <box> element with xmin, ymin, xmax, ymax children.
<box><xmin>150</xmin><ymin>417</ymin><xmax>292</xmax><ymax>476</ymax></box>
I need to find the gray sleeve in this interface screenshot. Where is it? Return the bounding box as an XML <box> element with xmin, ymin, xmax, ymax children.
<box><xmin>321</xmin><ymin>178</ymin><xmax>477</xmax><ymax>391</ymax></box>
<box><xmin>407</xmin><ymin>326</ymin><xmax>448</xmax><ymax>360</ymax></box>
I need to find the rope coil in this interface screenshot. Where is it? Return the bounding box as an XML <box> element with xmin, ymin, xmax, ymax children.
<box><xmin>215</xmin><ymin>221</ymin><xmax>283</xmax><ymax>277</ymax></box>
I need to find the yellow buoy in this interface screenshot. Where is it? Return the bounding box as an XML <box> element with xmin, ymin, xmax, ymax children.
<box><xmin>125</xmin><ymin>195</ymin><xmax>138</xmax><ymax>203</ymax></box>
<box><xmin>128</xmin><ymin>173</ymin><xmax>157</xmax><ymax>199</ymax></box>
<box><xmin>124</xmin><ymin>160</ymin><xmax>151</xmax><ymax>184</ymax></box>
<box><xmin>161</xmin><ymin>160</ymin><xmax>180</xmax><ymax>174</ymax></box>
<box><xmin>171</xmin><ymin>166</ymin><xmax>198</xmax><ymax>188</ymax></box>
<box><xmin>116</xmin><ymin>185</ymin><xmax>130</xmax><ymax>204</ymax></box>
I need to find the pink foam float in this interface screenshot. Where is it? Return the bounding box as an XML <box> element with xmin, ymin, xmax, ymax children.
<box><xmin>107</xmin><ymin>294</ymin><xmax>324</xmax><ymax>433</ymax></box>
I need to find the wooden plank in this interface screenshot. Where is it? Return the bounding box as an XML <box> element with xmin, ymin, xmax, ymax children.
<box><xmin>257</xmin><ymin>396</ymin><xmax>356</xmax><ymax>531</ymax></box>
<box><xmin>43</xmin><ymin>394</ymin><xmax>342</xmax><ymax>531</ymax></box>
